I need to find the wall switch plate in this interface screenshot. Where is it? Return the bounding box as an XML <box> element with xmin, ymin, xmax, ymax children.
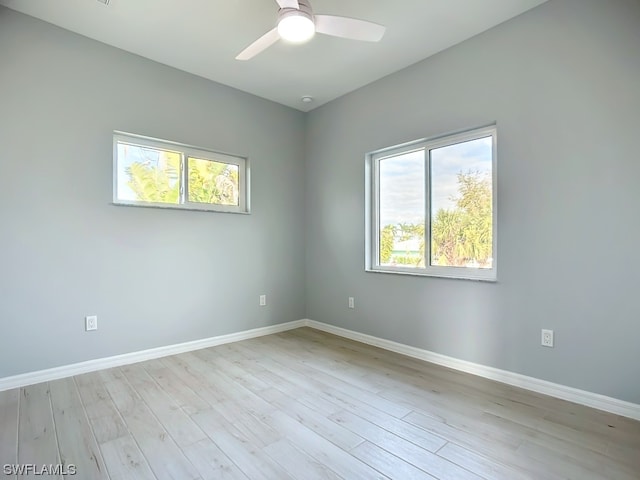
<box><xmin>85</xmin><ymin>315</ymin><xmax>98</xmax><ymax>331</ymax></box>
<box><xmin>541</xmin><ymin>329</ymin><xmax>554</xmax><ymax>347</ymax></box>
<box><xmin>348</xmin><ymin>297</ymin><xmax>355</xmax><ymax>309</ymax></box>
<box><xmin>259</xmin><ymin>295</ymin><xmax>267</xmax><ymax>306</ymax></box>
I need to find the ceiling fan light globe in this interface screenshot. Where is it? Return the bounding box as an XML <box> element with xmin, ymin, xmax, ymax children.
<box><xmin>278</xmin><ymin>14</ymin><xmax>315</xmax><ymax>43</ymax></box>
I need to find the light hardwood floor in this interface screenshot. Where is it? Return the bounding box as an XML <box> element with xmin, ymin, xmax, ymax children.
<box><xmin>1</xmin><ymin>327</ymin><xmax>638</xmax><ymax>479</ymax></box>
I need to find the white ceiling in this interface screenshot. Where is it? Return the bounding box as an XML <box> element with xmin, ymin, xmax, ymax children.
<box><xmin>0</xmin><ymin>0</ymin><xmax>547</xmax><ymax>111</ymax></box>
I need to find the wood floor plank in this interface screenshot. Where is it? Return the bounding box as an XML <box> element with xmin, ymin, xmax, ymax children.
<box><xmin>604</xmin><ymin>441</ymin><xmax>640</xmax><ymax>472</ymax></box>
<box><xmin>402</xmin><ymin>410</ymin><xmax>564</xmax><ymax>480</ymax></box>
<box><xmin>436</xmin><ymin>442</ymin><xmax>532</xmax><ymax>480</ymax></box>
<box><xmin>74</xmin><ymin>373</ymin><xmax>129</xmax><ymax>444</ymax></box>
<box><xmin>18</xmin><ymin>383</ymin><xmax>62</xmax><ymax>480</ymax></box>
<box><xmin>265</xmin><ymin>333</ymin><xmax>388</xmax><ymax>394</ymax></box>
<box><xmin>181</xmin><ymin>438</ymin><xmax>250</xmax><ymax>480</ymax></box>
<box><xmin>263</xmin><ymin>387</ymin><xmax>364</xmax><ymax>451</ymax></box>
<box><xmin>179</xmin><ymin>356</ymin><xmax>283</xmax><ymax>449</ymax></box>
<box><xmin>349</xmin><ymin>441</ymin><xmax>436</xmax><ymax>480</ymax></box>
<box><xmin>392</xmin><ymin>392</ymin><xmax>525</xmax><ymax>450</ymax></box>
<box><xmin>263</xmin><ymin>410</ymin><xmax>387</xmax><ymax>480</ymax></box>
<box><xmin>249</xmin><ymin>337</ymin><xmax>412</xmax><ymax>418</ymax></box>
<box><xmin>254</xmin><ymin>362</ymin><xmax>440</xmax><ymax>453</ymax></box>
<box><xmin>263</xmin><ymin>438</ymin><xmax>344</xmax><ymax>480</ymax></box>
<box><xmin>351</xmin><ymin>351</ymin><xmax>552</xmax><ymax>429</ymax></box>
<box><xmin>227</xmin><ymin>351</ymin><xmax>344</xmax><ymax>417</ymax></box>
<box><xmin>543</xmin><ymin>405</ymin><xmax>640</xmax><ymax>464</ymax></box>
<box><xmin>191</xmin><ymin>404</ymin><xmax>281</xmax><ymax>451</ymax></box>
<box><xmin>330</xmin><ymin>398</ymin><xmax>447</xmax><ymax>453</ymax></box>
<box><xmin>165</xmin><ymin>350</ymin><xmax>278</xmax><ymax>424</ymax></box>
<box><xmin>182</xmin><ymin>352</ymin><xmax>277</xmax><ymax>418</ymax></box>
<box><xmin>48</xmin><ymin>377</ymin><xmax>108</xmax><ymax>479</ymax></box>
<box><xmin>99</xmin><ymin>435</ymin><xmax>156</xmax><ymax>480</ymax></box>
<box><xmin>480</xmin><ymin>410</ymin><xmax>638</xmax><ymax>478</ymax></box>
<box><xmin>192</xmin><ymin>347</ymin><xmax>272</xmax><ymax>393</ymax></box>
<box><xmin>0</xmin><ymin>388</ymin><xmax>19</xmax><ymax>473</ymax></box>
<box><xmin>517</xmin><ymin>439</ymin><xmax>639</xmax><ymax>480</ymax></box>
<box><xmin>331</xmin><ymin>409</ymin><xmax>483</xmax><ymax>480</ymax></box>
<box><xmin>159</xmin><ymin>355</ymin><xmax>229</xmax><ymax>407</ymax></box>
<box><xmin>141</xmin><ymin>363</ymin><xmax>211</xmax><ymax>416</ymax></box>
<box><xmin>121</xmin><ymin>364</ymin><xmax>208</xmax><ymax>447</ymax></box>
<box><xmin>242</xmin><ymin>342</ymin><xmax>412</xmax><ymax>419</ymax></box>
<box><xmin>294</xmin><ymin>328</ymin><xmax>538</xmax><ymax>410</ymax></box>
<box><xmin>103</xmin><ymin>369</ymin><xmax>200</xmax><ymax>480</ymax></box>
<box><xmin>194</xmin><ymin>418</ymin><xmax>296</xmax><ymax>480</ymax></box>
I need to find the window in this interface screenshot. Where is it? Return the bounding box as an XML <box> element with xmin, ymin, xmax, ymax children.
<box><xmin>113</xmin><ymin>132</ymin><xmax>249</xmax><ymax>213</ymax></box>
<box><xmin>366</xmin><ymin>126</ymin><xmax>496</xmax><ymax>281</ymax></box>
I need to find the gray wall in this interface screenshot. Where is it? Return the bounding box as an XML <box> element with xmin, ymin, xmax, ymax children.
<box><xmin>2</xmin><ymin>0</ymin><xmax>639</xmax><ymax>405</ymax></box>
<box><xmin>305</xmin><ymin>0</ymin><xmax>640</xmax><ymax>403</ymax></box>
<box><xmin>0</xmin><ymin>8</ymin><xmax>306</xmax><ymax>377</ymax></box>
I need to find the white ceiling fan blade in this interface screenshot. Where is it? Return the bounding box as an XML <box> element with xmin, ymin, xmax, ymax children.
<box><xmin>236</xmin><ymin>28</ymin><xmax>280</xmax><ymax>61</ymax></box>
<box><xmin>315</xmin><ymin>15</ymin><xmax>386</xmax><ymax>42</ymax></box>
<box><xmin>275</xmin><ymin>0</ymin><xmax>299</xmax><ymax>9</ymax></box>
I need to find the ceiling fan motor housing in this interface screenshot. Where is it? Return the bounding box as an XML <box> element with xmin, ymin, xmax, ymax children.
<box><xmin>277</xmin><ymin>0</ymin><xmax>315</xmax><ymax>43</ymax></box>
<box><xmin>278</xmin><ymin>0</ymin><xmax>314</xmax><ymax>18</ymax></box>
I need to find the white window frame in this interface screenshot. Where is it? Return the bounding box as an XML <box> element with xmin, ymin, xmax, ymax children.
<box><xmin>113</xmin><ymin>131</ymin><xmax>250</xmax><ymax>214</ymax></box>
<box><xmin>365</xmin><ymin>125</ymin><xmax>497</xmax><ymax>281</ymax></box>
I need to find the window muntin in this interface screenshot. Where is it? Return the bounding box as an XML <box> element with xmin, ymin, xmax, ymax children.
<box><xmin>368</xmin><ymin>126</ymin><xmax>496</xmax><ymax>281</ymax></box>
<box><xmin>113</xmin><ymin>132</ymin><xmax>249</xmax><ymax>213</ymax></box>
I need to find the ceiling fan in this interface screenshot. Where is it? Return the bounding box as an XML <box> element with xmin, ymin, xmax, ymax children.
<box><xmin>236</xmin><ymin>0</ymin><xmax>386</xmax><ymax>61</ymax></box>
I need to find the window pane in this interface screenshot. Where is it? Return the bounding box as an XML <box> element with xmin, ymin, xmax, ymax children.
<box><xmin>116</xmin><ymin>142</ymin><xmax>181</xmax><ymax>204</ymax></box>
<box><xmin>188</xmin><ymin>157</ymin><xmax>239</xmax><ymax>206</ymax></box>
<box><xmin>379</xmin><ymin>150</ymin><xmax>425</xmax><ymax>268</ymax></box>
<box><xmin>430</xmin><ymin>136</ymin><xmax>493</xmax><ymax>269</ymax></box>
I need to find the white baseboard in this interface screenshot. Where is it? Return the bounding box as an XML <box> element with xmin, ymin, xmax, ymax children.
<box><xmin>304</xmin><ymin>319</ymin><xmax>640</xmax><ymax>421</ymax></box>
<box><xmin>0</xmin><ymin>320</ymin><xmax>306</xmax><ymax>392</ymax></box>
<box><xmin>2</xmin><ymin>317</ymin><xmax>638</xmax><ymax>421</ymax></box>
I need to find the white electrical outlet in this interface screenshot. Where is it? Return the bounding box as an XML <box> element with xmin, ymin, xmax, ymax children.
<box><xmin>85</xmin><ymin>315</ymin><xmax>98</xmax><ymax>331</ymax></box>
<box><xmin>541</xmin><ymin>329</ymin><xmax>554</xmax><ymax>347</ymax></box>
<box><xmin>348</xmin><ymin>297</ymin><xmax>355</xmax><ymax>309</ymax></box>
<box><xmin>259</xmin><ymin>295</ymin><xmax>267</xmax><ymax>306</ymax></box>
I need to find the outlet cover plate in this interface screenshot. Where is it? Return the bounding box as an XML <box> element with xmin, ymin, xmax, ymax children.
<box><xmin>541</xmin><ymin>329</ymin><xmax>554</xmax><ymax>347</ymax></box>
<box><xmin>85</xmin><ymin>315</ymin><xmax>98</xmax><ymax>331</ymax></box>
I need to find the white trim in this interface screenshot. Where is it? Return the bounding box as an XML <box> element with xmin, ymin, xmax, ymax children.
<box><xmin>2</xmin><ymin>318</ymin><xmax>638</xmax><ymax>421</ymax></box>
<box><xmin>303</xmin><ymin>319</ymin><xmax>640</xmax><ymax>421</ymax></box>
<box><xmin>0</xmin><ymin>320</ymin><xmax>305</xmax><ymax>392</ymax></box>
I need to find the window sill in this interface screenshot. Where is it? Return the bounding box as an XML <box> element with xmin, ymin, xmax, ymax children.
<box><xmin>111</xmin><ymin>202</ymin><xmax>251</xmax><ymax>214</ymax></box>
<box><xmin>365</xmin><ymin>266</ymin><xmax>497</xmax><ymax>282</ymax></box>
